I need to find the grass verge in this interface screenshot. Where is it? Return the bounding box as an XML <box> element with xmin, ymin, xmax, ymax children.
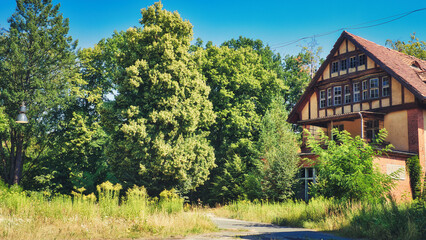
<box><xmin>213</xmin><ymin>197</ymin><xmax>426</xmax><ymax>240</ymax></box>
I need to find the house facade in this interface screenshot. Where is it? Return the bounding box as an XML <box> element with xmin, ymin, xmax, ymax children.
<box><xmin>288</xmin><ymin>31</ymin><xmax>426</xmax><ymax>201</ymax></box>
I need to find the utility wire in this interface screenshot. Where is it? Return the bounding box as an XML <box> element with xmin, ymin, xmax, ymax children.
<box><xmin>270</xmin><ymin>8</ymin><xmax>426</xmax><ymax>49</ymax></box>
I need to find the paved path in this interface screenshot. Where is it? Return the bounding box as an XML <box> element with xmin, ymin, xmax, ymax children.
<box><xmin>184</xmin><ymin>214</ymin><xmax>352</xmax><ymax>240</ymax></box>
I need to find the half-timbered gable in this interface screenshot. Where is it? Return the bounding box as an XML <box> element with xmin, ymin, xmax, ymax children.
<box><xmin>289</xmin><ymin>31</ymin><xmax>426</xmax><ymax>201</ymax></box>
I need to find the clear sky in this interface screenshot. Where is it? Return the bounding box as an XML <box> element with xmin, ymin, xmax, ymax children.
<box><xmin>1</xmin><ymin>0</ymin><xmax>426</xmax><ymax>58</ymax></box>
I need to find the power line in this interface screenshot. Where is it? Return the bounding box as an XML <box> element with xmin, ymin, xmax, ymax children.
<box><xmin>270</xmin><ymin>8</ymin><xmax>426</xmax><ymax>49</ymax></box>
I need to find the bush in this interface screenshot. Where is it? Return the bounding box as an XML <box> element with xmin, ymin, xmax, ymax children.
<box><xmin>306</xmin><ymin>128</ymin><xmax>395</xmax><ymax>202</ymax></box>
<box><xmin>407</xmin><ymin>156</ymin><xmax>422</xmax><ymax>199</ymax></box>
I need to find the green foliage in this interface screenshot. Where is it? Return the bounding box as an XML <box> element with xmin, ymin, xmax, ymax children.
<box><xmin>386</xmin><ymin>33</ymin><xmax>426</xmax><ymax>60</ymax></box>
<box><xmin>407</xmin><ymin>156</ymin><xmax>422</xmax><ymax>199</ymax></box>
<box><xmin>101</xmin><ymin>2</ymin><xmax>215</xmax><ymax>194</ymax></box>
<box><xmin>158</xmin><ymin>189</ymin><xmax>184</xmax><ymax>214</ymax></box>
<box><xmin>259</xmin><ymin>96</ymin><xmax>300</xmax><ymax>201</ymax></box>
<box><xmin>193</xmin><ymin>40</ymin><xmax>286</xmax><ymax>203</ymax></box>
<box><xmin>306</xmin><ymin>128</ymin><xmax>395</xmax><ymax>202</ymax></box>
<box><xmin>0</xmin><ymin>0</ymin><xmax>79</xmax><ymax>185</ymax></box>
<box><xmin>282</xmin><ymin>47</ymin><xmax>321</xmax><ymax>109</ymax></box>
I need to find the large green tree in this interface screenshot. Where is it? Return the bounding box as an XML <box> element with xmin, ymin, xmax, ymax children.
<box><xmin>192</xmin><ymin>43</ymin><xmax>286</xmax><ymax>202</ymax></box>
<box><xmin>102</xmin><ymin>2</ymin><xmax>216</xmax><ymax>194</ymax></box>
<box><xmin>0</xmin><ymin>0</ymin><xmax>79</xmax><ymax>185</ymax></box>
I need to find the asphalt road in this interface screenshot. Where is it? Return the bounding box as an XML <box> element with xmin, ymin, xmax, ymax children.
<box><xmin>184</xmin><ymin>214</ymin><xmax>352</xmax><ymax>240</ymax></box>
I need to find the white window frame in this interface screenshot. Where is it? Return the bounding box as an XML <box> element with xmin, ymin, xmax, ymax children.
<box><xmin>327</xmin><ymin>88</ymin><xmax>332</xmax><ymax>106</ymax></box>
<box><xmin>353</xmin><ymin>82</ymin><xmax>360</xmax><ymax>102</ymax></box>
<box><xmin>382</xmin><ymin>77</ymin><xmax>390</xmax><ymax>97</ymax></box>
<box><xmin>362</xmin><ymin>80</ymin><xmax>368</xmax><ymax>100</ymax></box>
<box><xmin>320</xmin><ymin>90</ymin><xmax>326</xmax><ymax>108</ymax></box>
<box><xmin>370</xmin><ymin>78</ymin><xmax>379</xmax><ymax>98</ymax></box>
<box><xmin>344</xmin><ymin>85</ymin><xmax>351</xmax><ymax>104</ymax></box>
<box><xmin>299</xmin><ymin>167</ymin><xmax>316</xmax><ymax>201</ymax></box>
<box><xmin>334</xmin><ymin>86</ymin><xmax>342</xmax><ymax>105</ymax></box>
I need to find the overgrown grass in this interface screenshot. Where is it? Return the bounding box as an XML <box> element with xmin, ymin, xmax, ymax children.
<box><xmin>213</xmin><ymin>197</ymin><xmax>426</xmax><ymax>240</ymax></box>
<box><xmin>0</xmin><ymin>182</ymin><xmax>216</xmax><ymax>239</ymax></box>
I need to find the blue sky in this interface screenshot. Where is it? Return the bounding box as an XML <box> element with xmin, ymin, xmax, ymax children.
<box><xmin>1</xmin><ymin>0</ymin><xmax>426</xmax><ymax>58</ymax></box>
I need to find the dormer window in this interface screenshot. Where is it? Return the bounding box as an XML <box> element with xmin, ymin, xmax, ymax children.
<box><xmin>331</xmin><ymin>61</ymin><xmax>339</xmax><ymax>73</ymax></box>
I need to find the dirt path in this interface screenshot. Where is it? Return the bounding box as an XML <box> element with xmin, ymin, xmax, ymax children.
<box><xmin>184</xmin><ymin>214</ymin><xmax>351</xmax><ymax>240</ymax></box>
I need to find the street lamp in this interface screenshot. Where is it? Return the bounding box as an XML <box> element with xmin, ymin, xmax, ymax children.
<box><xmin>16</xmin><ymin>102</ymin><xmax>28</xmax><ymax>124</ymax></box>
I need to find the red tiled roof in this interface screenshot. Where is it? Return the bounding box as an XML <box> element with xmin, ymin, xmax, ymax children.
<box><xmin>345</xmin><ymin>31</ymin><xmax>426</xmax><ymax>99</ymax></box>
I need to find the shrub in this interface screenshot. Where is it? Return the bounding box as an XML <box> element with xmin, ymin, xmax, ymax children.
<box><xmin>306</xmin><ymin>128</ymin><xmax>395</xmax><ymax>202</ymax></box>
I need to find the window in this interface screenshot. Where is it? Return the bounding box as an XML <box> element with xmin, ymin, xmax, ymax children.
<box><xmin>362</xmin><ymin>80</ymin><xmax>368</xmax><ymax>100</ymax></box>
<box><xmin>349</xmin><ymin>56</ymin><xmax>357</xmax><ymax>68</ymax></box>
<box><xmin>382</xmin><ymin>77</ymin><xmax>390</xmax><ymax>97</ymax></box>
<box><xmin>299</xmin><ymin>168</ymin><xmax>316</xmax><ymax>201</ymax></box>
<box><xmin>365</xmin><ymin>120</ymin><xmax>380</xmax><ymax>140</ymax></box>
<box><xmin>344</xmin><ymin>85</ymin><xmax>351</xmax><ymax>104</ymax></box>
<box><xmin>359</xmin><ymin>54</ymin><xmax>366</xmax><ymax>66</ymax></box>
<box><xmin>331</xmin><ymin>61</ymin><xmax>339</xmax><ymax>73</ymax></box>
<box><xmin>340</xmin><ymin>59</ymin><xmax>347</xmax><ymax>71</ymax></box>
<box><xmin>319</xmin><ymin>90</ymin><xmax>326</xmax><ymax>108</ymax></box>
<box><xmin>353</xmin><ymin>82</ymin><xmax>360</xmax><ymax>102</ymax></box>
<box><xmin>334</xmin><ymin>86</ymin><xmax>342</xmax><ymax>105</ymax></box>
<box><xmin>327</xmin><ymin>88</ymin><xmax>332</xmax><ymax>106</ymax></box>
<box><xmin>370</xmin><ymin>78</ymin><xmax>379</xmax><ymax>98</ymax></box>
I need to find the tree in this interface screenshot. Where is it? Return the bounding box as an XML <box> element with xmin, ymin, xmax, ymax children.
<box><xmin>306</xmin><ymin>129</ymin><xmax>395</xmax><ymax>202</ymax></box>
<box><xmin>0</xmin><ymin>0</ymin><xmax>79</xmax><ymax>185</ymax></box>
<box><xmin>258</xmin><ymin>96</ymin><xmax>299</xmax><ymax>201</ymax></box>
<box><xmin>102</xmin><ymin>2</ymin><xmax>216</xmax><ymax>194</ymax></box>
<box><xmin>192</xmin><ymin>43</ymin><xmax>286</xmax><ymax>202</ymax></box>
<box><xmin>386</xmin><ymin>33</ymin><xmax>426</xmax><ymax>60</ymax></box>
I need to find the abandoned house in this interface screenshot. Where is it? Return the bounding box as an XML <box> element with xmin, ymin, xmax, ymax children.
<box><xmin>288</xmin><ymin>31</ymin><xmax>426</xmax><ymax>201</ymax></box>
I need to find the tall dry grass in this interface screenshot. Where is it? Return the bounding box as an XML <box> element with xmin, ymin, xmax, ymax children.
<box><xmin>0</xmin><ymin>182</ymin><xmax>216</xmax><ymax>239</ymax></box>
<box><xmin>213</xmin><ymin>197</ymin><xmax>426</xmax><ymax>240</ymax></box>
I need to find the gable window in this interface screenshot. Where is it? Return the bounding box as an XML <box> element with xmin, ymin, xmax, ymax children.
<box><xmin>353</xmin><ymin>82</ymin><xmax>360</xmax><ymax>102</ymax></box>
<box><xmin>382</xmin><ymin>77</ymin><xmax>390</xmax><ymax>97</ymax></box>
<box><xmin>344</xmin><ymin>85</ymin><xmax>351</xmax><ymax>104</ymax></box>
<box><xmin>366</xmin><ymin>120</ymin><xmax>380</xmax><ymax>140</ymax></box>
<box><xmin>349</xmin><ymin>56</ymin><xmax>357</xmax><ymax>68</ymax></box>
<box><xmin>319</xmin><ymin>90</ymin><xmax>326</xmax><ymax>108</ymax></box>
<box><xmin>359</xmin><ymin>54</ymin><xmax>366</xmax><ymax>66</ymax></box>
<box><xmin>340</xmin><ymin>59</ymin><xmax>347</xmax><ymax>71</ymax></box>
<box><xmin>331</xmin><ymin>61</ymin><xmax>339</xmax><ymax>73</ymax></box>
<box><xmin>334</xmin><ymin>86</ymin><xmax>342</xmax><ymax>105</ymax></box>
<box><xmin>370</xmin><ymin>78</ymin><xmax>379</xmax><ymax>98</ymax></box>
<box><xmin>327</xmin><ymin>88</ymin><xmax>332</xmax><ymax>106</ymax></box>
<box><xmin>362</xmin><ymin>80</ymin><xmax>368</xmax><ymax>100</ymax></box>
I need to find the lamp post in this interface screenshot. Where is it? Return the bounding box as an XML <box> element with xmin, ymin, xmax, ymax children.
<box><xmin>16</xmin><ymin>102</ymin><xmax>28</xmax><ymax>124</ymax></box>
